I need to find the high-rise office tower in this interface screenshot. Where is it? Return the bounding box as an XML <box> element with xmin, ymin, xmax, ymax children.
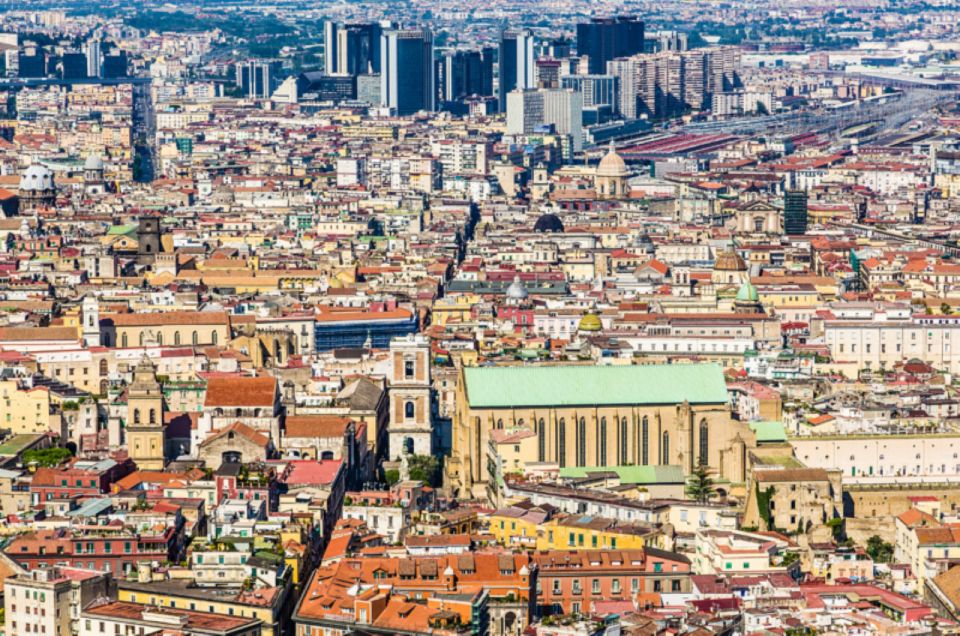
<box><xmin>576</xmin><ymin>16</ymin><xmax>644</xmax><ymax>75</ymax></box>
<box><xmin>437</xmin><ymin>48</ymin><xmax>495</xmax><ymax>109</ymax></box>
<box><xmin>236</xmin><ymin>60</ymin><xmax>280</xmax><ymax>98</ymax></box>
<box><xmin>18</xmin><ymin>52</ymin><xmax>46</xmax><ymax>78</ymax></box>
<box><xmin>498</xmin><ymin>29</ymin><xmax>535</xmax><ymax>112</ymax></box>
<box><xmin>325</xmin><ymin>21</ymin><xmax>382</xmax><ymax>76</ymax></box>
<box><xmin>784</xmin><ymin>190</ymin><xmax>808</xmax><ymax>235</ymax></box>
<box><xmin>85</xmin><ymin>40</ymin><xmax>101</xmax><ymax>78</ymax></box>
<box><xmin>102</xmin><ymin>52</ymin><xmax>128</xmax><ymax>78</ymax></box>
<box><xmin>61</xmin><ymin>52</ymin><xmax>88</xmax><ymax>79</ymax></box>
<box><xmin>323</xmin><ymin>20</ymin><xmax>339</xmax><ymax>75</ymax></box>
<box><xmin>381</xmin><ymin>28</ymin><xmax>434</xmax><ymax>115</ymax></box>
<box><xmin>506</xmin><ymin>87</ymin><xmax>583</xmax><ymax>153</ymax></box>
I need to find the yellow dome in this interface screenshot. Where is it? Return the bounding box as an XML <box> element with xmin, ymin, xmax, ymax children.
<box><xmin>714</xmin><ymin>248</ymin><xmax>747</xmax><ymax>272</ymax></box>
<box><xmin>578</xmin><ymin>312</ymin><xmax>603</xmax><ymax>332</ymax></box>
<box><xmin>596</xmin><ymin>143</ymin><xmax>629</xmax><ymax>178</ymax></box>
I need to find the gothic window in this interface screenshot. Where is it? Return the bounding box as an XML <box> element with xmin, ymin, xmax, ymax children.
<box><xmin>599</xmin><ymin>417</ymin><xmax>607</xmax><ymax>466</ymax></box>
<box><xmin>662</xmin><ymin>432</ymin><xmax>670</xmax><ymax>464</ymax></box>
<box><xmin>699</xmin><ymin>418</ymin><xmax>709</xmax><ymax>466</ymax></box>
<box><xmin>557</xmin><ymin>419</ymin><xmax>566</xmax><ymax>468</ymax></box>
<box><xmin>642</xmin><ymin>416</ymin><xmax>649</xmax><ymax>465</ymax></box>
<box><xmin>577</xmin><ymin>418</ymin><xmax>586</xmax><ymax>467</ymax></box>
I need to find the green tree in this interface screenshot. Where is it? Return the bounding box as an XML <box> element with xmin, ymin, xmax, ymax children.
<box><xmin>866</xmin><ymin>535</ymin><xmax>894</xmax><ymax>563</ymax></box>
<box><xmin>408</xmin><ymin>455</ymin><xmax>440</xmax><ymax>485</ymax></box>
<box><xmin>22</xmin><ymin>447</ymin><xmax>73</xmax><ymax>467</ymax></box>
<box><xmin>942</xmin><ymin>303</ymin><xmax>952</xmax><ymax>315</ymax></box>
<box><xmin>384</xmin><ymin>469</ymin><xmax>400</xmax><ymax>486</ymax></box>
<box><xmin>685</xmin><ymin>465</ymin><xmax>717</xmax><ymax>503</ymax></box>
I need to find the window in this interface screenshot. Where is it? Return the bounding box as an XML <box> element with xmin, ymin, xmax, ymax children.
<box><xmin>552</xmin><ymin>580</ymin><xmax>561</xmax><ymax>594</ymax></box>
<box><xmin>557</xmin><ymin>419</ymin><xmax>566</xmax><ymax>467</ymax></box>
<box><xmin>133</xmin><ymin>409</ymin><xmax>140</xmax><ymax>424</ymax></box>
<box><xmin>672</xmin><ymin>579</ymin><xmax>681</xmax><ymax>592</ymax></box>
<box><xmin>212</xmin><ymin>331</ymin><xmax>218</xmax><ymax>345</ymax></box>
<box><xmin>641</xmin><ymin>416</ymin><xmax>649</xmax><ymax>465</ymax></box>
<box><xmin>662</xmin><ymin>431</ymin><xmax>670</xmax><ymax>464</ymax></box>
<box><xmin>592</xmin><ymin>579</ymin><xmax>600</xmax><ymax>594</ymax></box>
<box><xmin>611</xmin><ymin>579</ymin><xmax>621</xmax><ymax>594</ymax></box>
<box><xmin>192</xmin><ymin>331</ymin><xmax>199</xmax><ymax>345</ymax></box>
<box><xmin>537</xmin><ymin>418</ymin><xmax>546</xmax><ymax>462</ymax></box>
<box><xmin>404</xmin><ymin>360</ymin><xmax>415</xmax><ymax>379</ymax></box>
<box><xmin>699</xmin><ymin>418</ymin><xmax>709</xmax><ymax>466</ymax></box>
<box><xmin>99</xmin><ymin>359</ymin><xmax>108</xmax><ymax>376</ymax></box>
<box><xmin>599</xmin><ymin>417</ymin><xmax>607</xmax><ymax>466</ymax></box>
<box><xmin>619</xmin><ymin>417</ymin><xmax>628</xmax><ymax>464</ymax></box>
<box><xmin>577</xmin><ymin>417</ymin><xmax>586</xmax><ymax>466</ymax></box>
<box><xmin>404</xmin><ymin>401</ymin><xmax>415</xmax><ymax>419</ymax></box>
<box><xmin>149</xmin><ymin>409</ymin><xmax>156</xmax><ymax>424</ymax></box>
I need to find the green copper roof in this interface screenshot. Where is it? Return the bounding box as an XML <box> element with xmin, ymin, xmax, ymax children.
<box><xmin>463</xmin><ymin>363</ymin><xmax>728</xmax><ymax>408</ymax></box>
<box><xmin>748</xmin><ymin>420</ymin><xmax>787</xmax><ymax>444</ymax></box>
<box><xmin>736</xmin><ymin>280</ymin><xmax>759</xmax><ymax>302</ymax></box>
<box><xmin>559</xmin><ymin>464</ymin><xmax>685</xmax><ymax>484</ymax></box>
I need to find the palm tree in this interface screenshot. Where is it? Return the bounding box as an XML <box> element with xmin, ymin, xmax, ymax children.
<box><xmin>685</xmin><ymin>465</ymin><xmax>717</xmax><ymax>504</ymax></box>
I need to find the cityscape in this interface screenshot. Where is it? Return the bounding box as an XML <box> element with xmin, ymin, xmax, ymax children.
<box><xmin>1</xmin><ymin>0</ymin><xmax>960</xmax><ymax>635</ymax></box>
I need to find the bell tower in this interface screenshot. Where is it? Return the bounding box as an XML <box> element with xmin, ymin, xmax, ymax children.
<box><xmin>126</xmin><ymin>355</ymin><xmax>166</xmax><ymax>470</ymax></box>
<box><xmin>387</xmin><ymin>334</ymin><xmax>432</xmax><ymax>460</ymax></box>
<box><xmin>81</xmin><ymin>296</ymin><xmax>100</xmax><ymax>347</ymax></box>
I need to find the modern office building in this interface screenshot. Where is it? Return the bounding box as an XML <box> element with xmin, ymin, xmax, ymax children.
<box><xmin>325</xmin><ymin>21</ymin><xmax>383</xmax><ymax>76</ymax></box>
<box><xmin>506</xmin><ymin>87</ymin><xmax>584</xmax><ymax>152</ymax></box>
<box><xmin>576</xmin><ymin>16</ymin><xmax>644</xmax><ymax>75</ymax></box>
<box><xmin>85</xmin><ymin>40</ymin><xmax>101</xmax><ymax>78</ymax></box>
<box><xmin>314</xmin><ymin>306</ymin><xmax>418</xmax><ymax>351</ymax></box>
<box><xmin>437</xmin><ymin>47</ymin><xmax>495</xmax><ymax>109</ymax></box>
<box><xmin>498</xmin><ymin>29</ymin><xmax>535</xmax><ymax>112</ymax></box>
<box><xmin>784</xmin><ymin>189</ymin><xmax>809</xmax><ymax>235</ymax></box>
<box><xmin>236</xmin><ymin>59</ymin><xmax>281</xmax><ymax>98</ymax></box>
<box><xmin>380</xmin><ymin>28</ymin><xmax>434</xmax><ymax>115</ymax></box>
<box><xmin>61</xmin><ymin>51</ymin><xmax>88</xmax><ymax>79</ymax></box>
<box><xmin>18</xmin><ymin>52</ymin><xmax>46</xmax><ymax>78</ymax></box>
<box><xmin>102</xmin><ymin>52</ymin><xmax>128</xmax><ymax>78</ymax></box>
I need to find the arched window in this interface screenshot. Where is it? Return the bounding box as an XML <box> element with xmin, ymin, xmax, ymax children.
<box><xmin>641</xmin><ymin>416</ymin><xmax>649</xmax><ymax>465</ymax></box>
<box><xmin>149</xmin><ymin>409</ymin><xmax>156</xmax><ymax>424</ymax></box>
<box><xmin>212</xmin><ymin>331</ymin><xmax>218</xmax><ymax>345</ymax></box>
<box><xmin>599</xmin><ymin>417</ymin><xmax>607</xmax><ymax>466</ymax></box>
<box><xmin>156</xmin><ymin>333</ymin><xmax>163</xmax><ymax>346</ymax></box>
<box><xmin>99</xmin><ymin>359</ymin><xmax>108</xmax><ymax>376</ymax></box>
<box><xmin>662</xmin><ymin>432</ymin><xmax>670</xmax><ymax>465</ymax></box>
<box><xmin>538</xmin><ymin>418</ymin><xmax>546</xmax><ymax>462</ymax></box>
<box><xmin>619</xmin><ymin>417</ymin><xmax>628</xmax><ymax>464</ymax></box>
<box><xmin>699</xmin><ymin>418</ymin><xmax>709</xmax><ymax>466</ymax></box>
<box><xmin>235</xmin><ymin>408</ymin><xmax>242</xmax><ymax>418</ymax></box>
<box><xmin>174</xmin><ymin>331</ymin><xmax>181</xmax><ymax>345</ymax></box>
<box><xmin>138</xmin><ymin>332</ymin><xmax>144</xmax><ymax>346</ymax></box>
<box><xmin>577</xmin><ymin>417</ymin><xmax>586</xmax><ymax>467</ymax></box>
<box><xmin>557</xmin><ymin>419</ymin><xmax>566</xmax><ymax>468</ymax></box>
<box><xmin>133</xmin><ymin>409</ymin><xmax>140</xmax><ymax>424</ymax></box>
<box><xmin>192</xmin><ymin>331</ymin><xmax>198</xmax><ymax>345</ymax></box>
<box><xmin>121</xmin><ymin>333</ymin><xmax>128</xmax><ymax>348</ymax></box>
<box><xmin>405</xmin><ymin>401</ymin><xmax>415</xmax><ymax>419</ymax></box>
<box><xmin>496</xmin><ymin>418</ymin><xmax>503</xmax><ymax>429</ymax></box>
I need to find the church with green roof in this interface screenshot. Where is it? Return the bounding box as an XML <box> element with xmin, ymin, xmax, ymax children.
<box><xmin>445</xmin><ymin>363</ymin><xmax>757</xmax><ymax>499</ymax></box>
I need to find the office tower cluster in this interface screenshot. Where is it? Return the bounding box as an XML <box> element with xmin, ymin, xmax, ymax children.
<box><xmin>324</xmin><ymin>21</ymin><xmax>383</xmax><ymax>76</ymax></box>
<box><xmin>609</xmin><ymin>46</ymin><xmax>741</xmax><ymax>119</ymax></box>
<box><xmin>498</xmin><ymin>29</ymin><xmax>536</xmax><ymax>111</ymax></box>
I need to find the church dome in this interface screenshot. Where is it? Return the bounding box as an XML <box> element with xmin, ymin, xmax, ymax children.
<box><xmin>84</xmin><ymin>154</ymin><xmax>104</xmax><ymax>171</ymax></box>
<box><xmin>596</xmin><ymin>143</ymin><xmax>630</xmax><ymax>177</ymax></box>
<box><xmin>578</xmin><ymin>312</ymin><xmax>603</xmax><ymax>332</ymax></box>
<box><xmin>533</xmin><ymin>213</ymin><xmax>564</xmax><ymax>233</ymax></box>
<box><xmin>505</xmin><ymin>276</ymin><xmax>528</xmax><ymax>300</ymax></box>
<box><xmin>20</xmin><ymin>164</ymin><xmax>54</xmax><ymax>192</ymax></box>
<box><xmin>714</xmin><ymin>248</ymin><xmax>747</xmax><ymax>272</ymax></box>
<box><xmin>736</xmin><ymin>280</ymin><xmax>759</xmax><ymax>303</ymax></box>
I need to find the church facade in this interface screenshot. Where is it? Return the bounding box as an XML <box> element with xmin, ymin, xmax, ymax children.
<box><xmin>445</xmin><ymin>363</ymin><xmax>755</xmax><ymax>499</ymax></box>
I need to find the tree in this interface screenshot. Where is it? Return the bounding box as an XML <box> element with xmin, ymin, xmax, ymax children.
<box><xmin>685</xmin><ymin>465</ymin><xmax>717</xmax><ymax>503</ymax></box>
<box><xmin>942</xmin><ymin>303</ymin><xmax>953</xmax><ymax>315</ymax></box>
<box><xmin>408</xmin><ymin>455</ymin><xmax>440</xmax><ymax>485</ymax></box>
<box><xmin>22</xmin><ymin>447</ymin><xmax>73</xmax><ymax>467</ymax></box>
<box><xmin>384</xmin><ymin>469</ymin><xmax>400</xmax><ymax>486</ymax></box>
<box><xmin>866</xmin><ymin>535</ymin><xmax>894</xmax><ymax>563</ymax></box>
